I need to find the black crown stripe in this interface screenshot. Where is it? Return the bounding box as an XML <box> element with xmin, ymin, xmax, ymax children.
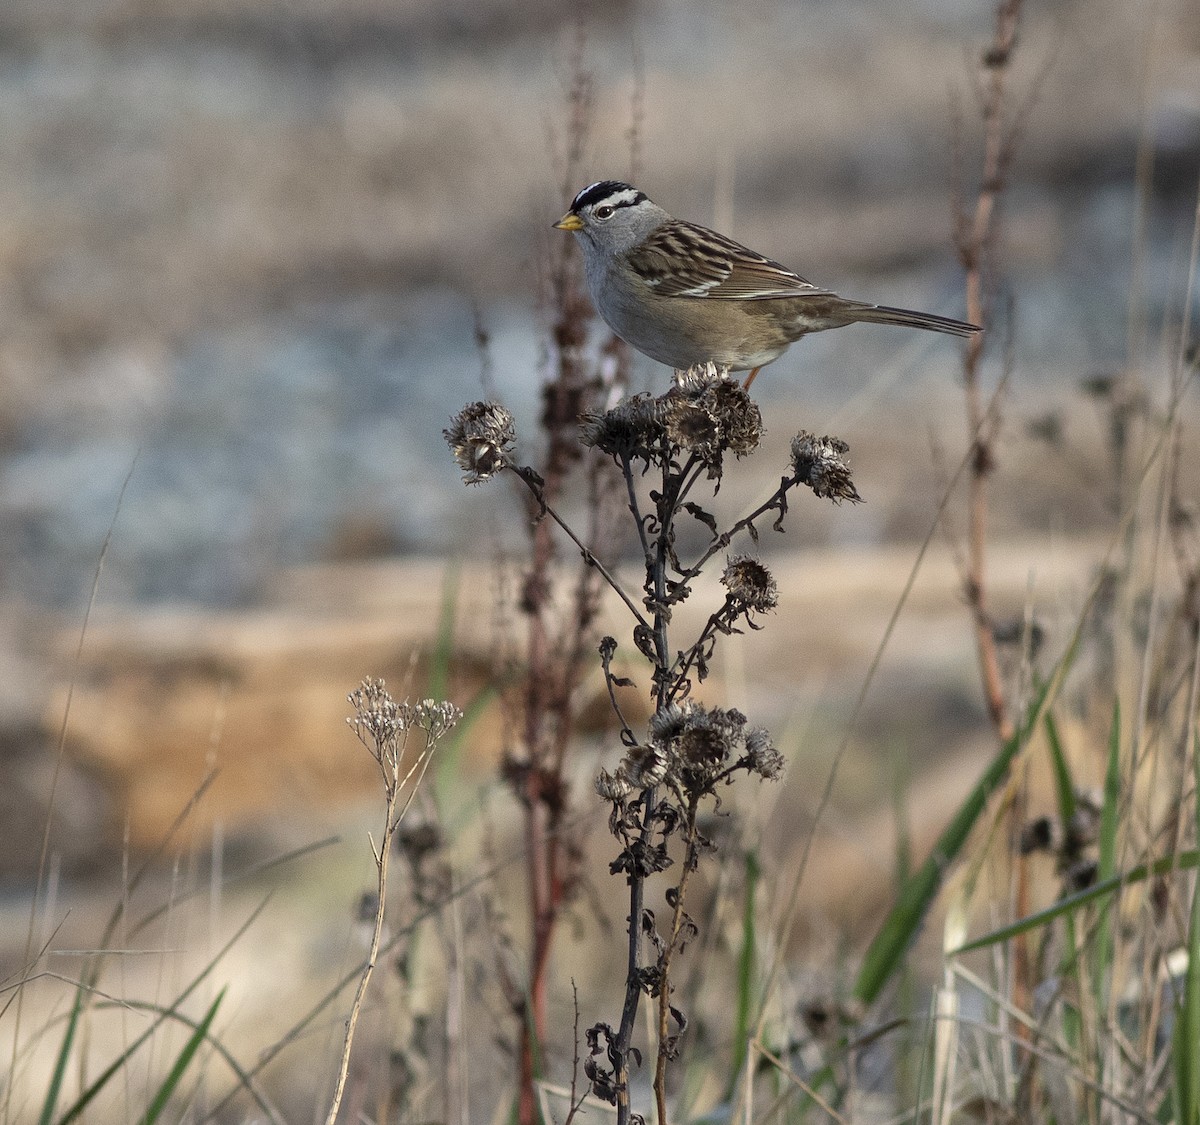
<box><xmin>570</xmin><ymin>180</ymin><xmax>647</xmax><ymax>213</ymax></box>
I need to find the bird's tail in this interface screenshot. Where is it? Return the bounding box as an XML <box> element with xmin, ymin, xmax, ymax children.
<box><xmin>847</xmin><ymin>303</ymin><xmax>979</xmax><ymax>338</ymax></box>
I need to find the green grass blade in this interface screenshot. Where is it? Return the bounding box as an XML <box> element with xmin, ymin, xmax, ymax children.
<box><xmin>852</xmin><ymin>677</ymin><xmax>1049</xmax><ymax>1006</ymax></box>
<box><xmin>427</xmin><ymin>560</ymin><xmax>461</xmax><ymax>705</ymax></box>
<box><xmin>1097</xmin><ymin>699</ymin><xmax>1121</xmax><ymax>883</ymax></box>
<box><xmin>1174</xmin><ymin>730</ymin><xmax>1200</xmax><ymax>1125</ymax></box>
<box><xmin>138</xmin><ymin>988</ymin><xmax>225</xmax><ymax>1125</ymax></box>
<box><xmin>726</xmin><ymin>848</ymin><xmax>760</xmax><ymax>1098</ymax></box>
<box><xmin>1059</xmin><ymin>910</ymin><xmax>1083</xmax><ymax>1055</ymax></box>
<box><xmin>889</xmin><ymin>746</ymin><xmax>919</xmax><ymax>1108</ymax></box>
<box><xmin>435</xmin><ymin>684</ymin><xmax>498</xmax><ymax>824</ymax></box>
<box><xmin>949</xmin><ymin>849</ymin><xmax>1200</xmax><ymax>955</ymax></box>
<box><xmin>1042</xmin><ymin>704</ymin><xmax>1092</xmax><ymax>1054</ymax></box>
<box><xmin>85</xmin><ymin>998</ymin><xmax>284</xmax><ymax>1124</ymax></box>
<box><xmin>426</xmin><ymin>560</ymin><xmax>501</xmax><ymax>821</ymax></box>
<box><xmin>37</xmin><ymin>985</ymin><xmax>84</xmax><ymax>1125</ymax></box>
<box><xmin>1093</xmin><ymin>699</ymin><xmax>1121</xmax><ymax>1005</ymax></box>
<box><xmin>1043</xmin><ymin>709</ymin><xmax>1077</xmax><ymax>828</ymax></box>
<box><xmin>54</xmin><ymin>895</ymin><xmax>268</xmax><ymax>1125</ymax></box>
<box><xmin>1174</xmin><ymin>877</ymin><xmax>1200</xmax><ymax>1125</ymax></box>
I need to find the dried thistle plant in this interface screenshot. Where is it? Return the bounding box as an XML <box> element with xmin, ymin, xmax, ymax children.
<box><xmin>447</xmin><ymin>362</ymin><xmax>860</xmax><ymax>1125</ymax></box>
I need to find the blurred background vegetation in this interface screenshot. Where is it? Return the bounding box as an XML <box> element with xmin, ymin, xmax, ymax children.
<box><xmin>0</xmin><ymin>0</ymin><xmax>1195</xmax><ymax>603</ymax></box>
<box><xmin>0</xmin><ymin>0</ymin><xmax>1198</xmax><ymax>1120</ymax></box>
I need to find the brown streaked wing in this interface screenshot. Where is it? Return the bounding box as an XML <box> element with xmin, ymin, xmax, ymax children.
<box><xmin>626</xmin><ymin>220</ymin><xmax>831</xmax><ymax>300</ymax></box>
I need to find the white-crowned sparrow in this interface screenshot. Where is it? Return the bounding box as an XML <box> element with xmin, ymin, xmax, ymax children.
<box><xmin>554</xmin><ymin>180</ymin><xmax>979</xmax><ymax>386</ymax></box>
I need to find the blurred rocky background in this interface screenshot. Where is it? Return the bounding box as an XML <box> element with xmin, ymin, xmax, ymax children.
<box><xmin>0</xmin><ymin>0</ymin><xmax>1197</xmax><ymax>874</ymax></box>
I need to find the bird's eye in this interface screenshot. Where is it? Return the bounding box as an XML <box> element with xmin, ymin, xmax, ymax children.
<box><xmin>594</xmin><ymin>205</ymin><xmax>615</xmax><ymax>220</ymax></box>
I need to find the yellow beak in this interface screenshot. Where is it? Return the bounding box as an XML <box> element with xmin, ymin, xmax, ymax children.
<box><xmin>553</xmin><ymin>212</ymin><xmax>584</xmax><ymax>231</ymax></box>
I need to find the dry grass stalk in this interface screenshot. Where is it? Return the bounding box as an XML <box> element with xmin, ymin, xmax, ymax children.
<box><xmin>326</xmin><ymin>682</ymin><xmax>459</xmax><ymax>1125</ymax></box>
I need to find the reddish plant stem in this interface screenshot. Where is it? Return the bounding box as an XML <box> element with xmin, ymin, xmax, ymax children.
<box><xmin>955</xmin><ymin>0</ymin><xmax>1021</xmax><ymax>748</ymax></box>
<box><xmin>514</xmin><ymin>224</ymin><xmax>626</xmax><ymax>1125</ymax></box>
<box><xmin>953</xmin><ymin>0</ymin><xmax>1029</xmax><ymax>1060</ymax></box>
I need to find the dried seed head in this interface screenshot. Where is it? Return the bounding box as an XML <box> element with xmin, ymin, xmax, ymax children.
<box><xmin>648</xmin><ymin>701</ymin><xmax>692</xmax><ymax>744</ymax></box>
<box><xmin>800</xmin><ymin>997</ymin><xmax>863</xmax><ymax>1042</ymax></box>
<box><xmin>744</xmin><ymin>726</ymin><xmax>785</xmax><ymax>779</ymax></box>
<box><xmin>443</xmin><ymin>401</ymin><xmax>516</xmax><ymax>484</ymax></box>
<box><xmin>410</xmin><ymin>698</ymin><xmax>463</xmax><ymax>739</ymax></box>
<box><xmin>662</xmin><ymin>395</ymin><xmax>720</xmax><ymax>456</ymax></box>
<box><xmin>595</xmin><ymin>742</ymin><xmax>672</xmax><ymax>803</ymax></box>
<box><xmin>672</xmin><ymin>361</ymin><xmax>727</xmax><ymax>396</ymax></box>
<box><xmin>721</xmin><ymin>555</ymin><xmax>779</xmax><ymax>614</ymax></box>
<box><xmin>397</xmin><ymin>821</ymin><xmax>443</xmax><ymax>863</ymax></box>
<box><xmin>596</xmin><ymin>768</ymin><xmax>634</xmax><ymax>802</ymax></box>
<box><xmin>615</xmin><ymin>702</ymin><xmax>783</xmax><ymax>800</ymax></box>
<box><xmin>678</xmin><ymin>721</ymin><xmax>732</xmax><ymax>768</ymax></box>
<box><xmin>579</xmin><ymin>363</ymin><xmax>761</xmax><ymax>473</ymax></box>
<box><xmin>1018</xmin><ymin>816</ymin><xmax>1059</xmax><ymax>856</ymax></box>
<box><xmin>1064</xmin><ymin>858</ymin><xmax>1099</xmax><ymax>892</ymax></box>
<box><xmin>676</xmin><ymin>706</ymin><xmax>746</xmax><ymax>793</ymax></box>
<box><xmin>661</xmin><ymin>364</ymin><xmax>763</xmax><ymax>471</ymax></box>
<box><xmin>579</xmin><ymin>394</ymin><xmax>663</xmax><ymax>456</ymax></box>
<box><xmin>790</xmin><ymin>431</ymin><xmax>862</xmax><ymax>504</ymax></box>
<box><xmin>617</xmin><ymin>742</ymin><xmax>671</xmax><ymax>792</ymax></box>
<box><xmin>1064</xmin><ymin>789</ymin><xmax>1102</xmax><ymax>857</ymax></box>
<box><xmin>707</xmin><ymin>380</ymin><xmax>763</xmax><ymax>455</ymax></box>
<box><xmin>645</xmin><ymin>701</ymin><xmax>757</xmax><ymax>795</ymax></box>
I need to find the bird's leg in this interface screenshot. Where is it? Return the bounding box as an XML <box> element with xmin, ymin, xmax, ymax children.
<box><xmin>742</xmin><ymin>366</ymin><xmax>762</xmax><ymax>390</ymax></box>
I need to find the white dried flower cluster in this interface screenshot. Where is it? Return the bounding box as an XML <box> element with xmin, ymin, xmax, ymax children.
<box><xmin>410</xmin><ymin>698</ymin><xmax>463</xmax><ymax>740</ymax></box>
<box><xmin>347</xmin><ymin>678</ymin><xmax>462</xmax><ymax>754</ymax></box>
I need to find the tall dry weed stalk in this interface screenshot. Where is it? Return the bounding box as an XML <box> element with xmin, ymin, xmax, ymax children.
<box><xmin>949</xmin><ymin>0</ymin><xmax>1036</xmax><ymax>1038</ymax></box>
<box><xmin>471</xmin><ymin>43</ymin><xmax>636</xmax><ymax>1125</ymax></box>
<box><xmin>951</xmin><ymin>0</ymin><xmax>1025</xmax><ymax>748</ymax></box>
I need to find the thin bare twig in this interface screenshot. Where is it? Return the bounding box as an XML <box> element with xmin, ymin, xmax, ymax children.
<box><xmin>512</xmin><ymin>465</ymin><xmax>648</xmax><ymax>629</ymax></box>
